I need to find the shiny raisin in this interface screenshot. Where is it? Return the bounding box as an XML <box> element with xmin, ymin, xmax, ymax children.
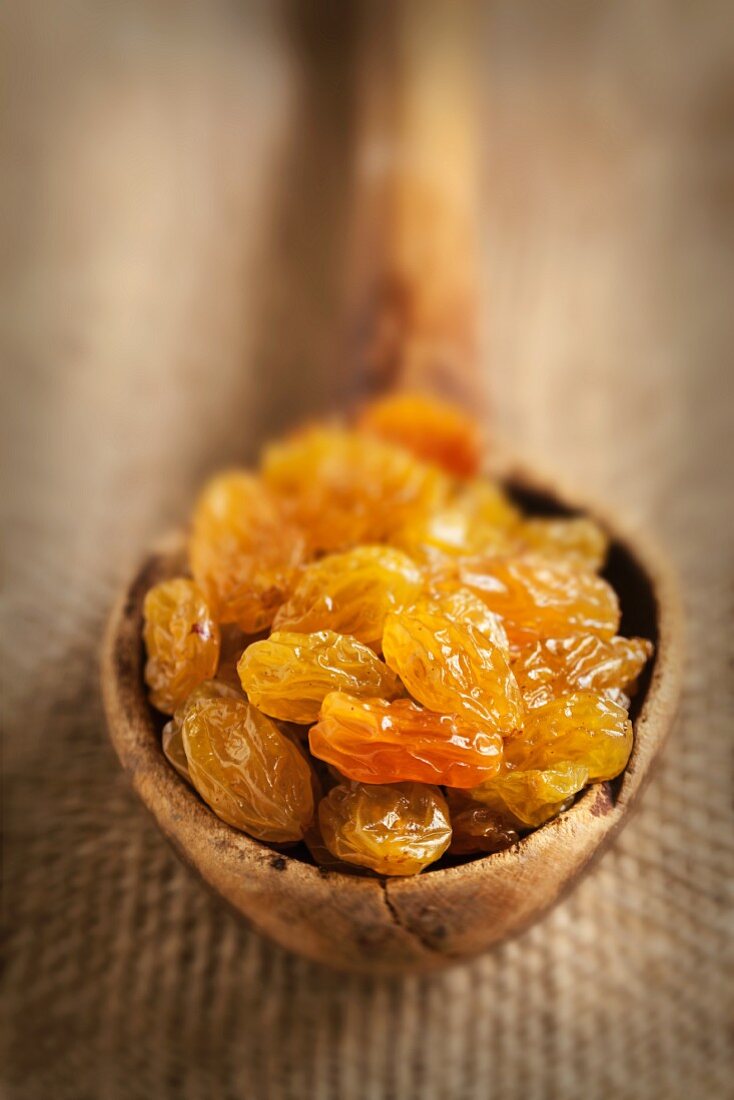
<box><xmin>382</xmin><ymin>607</ymin><xmax>523</xmax><ymax>733</ymax></box>
<box><xmin>459</xmin><ymin>557</ymin><xmax>620</xmax><ymax>645</ymax></box>
<box><xmin>468</xmin><ymin>761</ymin><xmax>589</xmax><ymax>827</ymax></box>
<box><xmin>182</xmin><ymin>693</ymin><xmax>314</xmax><ymax>842</ymax></box>
<box><xmin>190</xmin><ymin>471</ymin><xmax>304</xmax><ymax>632</ymax></box>
<box><xmin>262</xmin><ymin>427</ymin><xmax>448</xmax><ymax>553</ymax></box>
<box><xmin>358</xmin><ymin>391</ymin><xmax>483</xmax><ymax>477</ymax></box>
<box><xmin>512</xmin><ymin>634</ymin><xmax>653</xmax><ymax>709</ymax></box>
<box><xmin>505</xmin><ymin>691</ymin><xmax>633</xmax><ymax>781</ymax></box>
<box><xmin>237</xmin><ymin>630</ymin><xmax>401</xmax><ymax>724</ymax></box>
<box><xmin>273</xmin><ymin>545</ymin><xmax>423</xmax><ymax>649</ymax></box>
<box><xmin>310</xmin><ymin>692</ymin><xmax>504</xmax><ymax>787</ymax></box>
<box><xmin>318</xmin><ymin>782</ymin><xmax>452</xmax><ymax>875</ymax></box>
<box><xmin>143</xmin><ymin>578</ymin><xmax>220</xmax><ymax>714</ymax></box>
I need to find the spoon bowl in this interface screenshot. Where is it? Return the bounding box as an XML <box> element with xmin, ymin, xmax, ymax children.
<box><xmin>101</xmin><ymin>455</ymin><xmax>682</xmax><ymax>974</ymax></box>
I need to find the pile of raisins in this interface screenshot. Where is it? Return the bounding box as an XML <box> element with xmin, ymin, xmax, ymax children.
<box><xmin>143</xmin><ymin>393</ymin><xmax>652</xmax><ymax>876</ymax></box>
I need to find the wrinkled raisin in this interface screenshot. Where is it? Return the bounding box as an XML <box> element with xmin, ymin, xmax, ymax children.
<box><xmin>143</xmin><ymin>578</ymin><xmax>220</xmax><ymax>714</ymax></box>
<box><xmin>190</xmin><ymin>472</ymin><xmax>304</xmax><ymax>632</ymax></box>
<box><xmin>273</xmin><ymin>545</ymin><xmax>422</xmax><ymax>649</ymax></box>
<box><xmin>238</xmin><ymin>630</ymin><xmax>401</xmax><ymax>724</ymax></box>
<box><xmin>318</xmin><ymin>782</ymin><xmax>452</xmax><ymax>875</ymax></box>
<box><xmin>382</xmin><ymin>607</ymin><xmax>523</xmax><ymax>733</ymax></box>
<box><xmin>182</xmin><ymin>693</ymin><xmax>314</xmax><ymax>842</ymax></box>
<box><xmin>310</xmin><ymin>692</ymin><xmax>503</xmax><ymax>787</ymax></box>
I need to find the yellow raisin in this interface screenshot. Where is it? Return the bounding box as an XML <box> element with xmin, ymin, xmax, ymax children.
<box><xmin>382</xmin><ymin>608</ymin><xmax>523</xmax><ymax>734</ymax></box>
<box><xmin>162</xmin><ymin>680</ymin><xmax>243</xmax><ymax>782</ymax></box>
<box><xmin>273</xmin><ymin>545</ymin><xmax>423</xmax><ymax>649</ymax></box>
<box><xmin>468</xmin><ymin>762</ymin><xmax>589</xmax><ymax>828</ymax></box>
<box><xmin>516</xmin><ymin>517</ymin><xmax>608</xmax><ymax>571</ymax></box>
<box><xmin>505</xmin><ymin>691</ymin><xmax>633</xmax><ymax>782</ymax></box>
<box><xmin>143</xmin><ymin>578</ymin><xmax>220</xmax><ymax>714</ymax></box>
<box><xmin>419</xmin><ymin>585</ymin><xmax>510</xmax><ymax>655</ymax></box>
<box><xmin>318</xmin><ymin>782</ymin><xmax>452</xmax><ymax>876</ymax></box>
<box><xmin>190</xmin><ymin>471</ymin><xmax>304</xmax><ymax>632</ymax></box>
<box><xmin>237</xmin><ymin>630</ymin><xmax>402</xmax><ymax>724</ymax></box>
<box><xmin>182</xmin><ymin>693</ymin><xmax>314</xmax><ymax>842</ymax></box>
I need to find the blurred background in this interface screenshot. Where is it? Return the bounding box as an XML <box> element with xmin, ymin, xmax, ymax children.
<box><xmin>3</xmin><ymin>2</ymin><xmax>733</xmax><ymax>1098</ymax></box>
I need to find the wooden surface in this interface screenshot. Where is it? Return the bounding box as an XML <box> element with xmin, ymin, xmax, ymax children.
<box><xmin>4</xmin><ymin>0</ymin><xmax>733</xmax><ymax>1096</ymax></box>
<box><xmin>346</xmin><ymin>2</ymin><xmax>484</xmax><ymax>407</ymax></box>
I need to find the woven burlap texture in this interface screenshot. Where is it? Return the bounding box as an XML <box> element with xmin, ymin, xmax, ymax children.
<box><xmin>3</xmin><ymin>2</ymin><xmax>733</xmax><ymax>1098</ymax></box>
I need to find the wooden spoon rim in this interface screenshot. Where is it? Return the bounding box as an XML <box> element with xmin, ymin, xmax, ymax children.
<box><xmin>101</xmin><ymin>457</ymin><xmax>683</xmax><ymax>899</ymax></box>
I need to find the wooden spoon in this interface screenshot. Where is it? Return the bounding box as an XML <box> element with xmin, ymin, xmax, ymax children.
<box><xmin>101</xmin><ymin>2</ymin><xmax>682</xmax><ymax>974</ymax></box>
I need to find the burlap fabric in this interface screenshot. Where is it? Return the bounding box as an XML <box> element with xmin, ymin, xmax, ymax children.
<box><xmin>3</xmin><ymin>2</ymin><xmax>733</xmax><ymax>1097</ymax></box>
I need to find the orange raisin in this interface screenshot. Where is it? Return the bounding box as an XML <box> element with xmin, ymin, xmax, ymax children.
<box><xmin>459</xmin><ymin>557</ymin><xmax>620</xmax><ymax>645</ymax></box>
<box><xmin>310</xmin><ymin>692</ymin><xmax>504</xmax><ymax>787</ymax></box>
<box><xmin>512</xmin><ymin>634</ymin><xmax>653</xmax><ymax>709</ymax></box>
<box><xmin>357</xmin><ymin>391</ymin><xmax>483</xmax><ymax>477</ymax></box>
<box><xmin>392</xmin><ymin>479</ymin><xmax>520</xmax><ymax>568</ymax></box>
<box><xmin>262</xmin><ymin>427</ymin><xmax>448</xmax><ymax>553</ymax></box>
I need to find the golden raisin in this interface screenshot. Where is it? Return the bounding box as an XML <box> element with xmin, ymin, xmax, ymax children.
<box><xmin>182</xmin><ymin>693</ymin><xmax>314</xmax><ymax>842</ymax></box>
<box><xmin>262</xmin><ymin>427</ymin><xmax>448</xmax><ymax>553</ymax></box>
<box><xmin>310</xmin><ymin>692</ymin><xmax>504</xmax><ymax>787</ymax></box>
<box><xmin>505</xmin><ymin>691</ymin><xmax>633</xmax><ymax>782</ymax></box>
<box><xmin>468</xmin><ymin>762</ymin><xmax>589</xmax><ymax>828</ymax></box>
<box><xmin>237</xmin><ymin>630</ymin><xmax>402</xmax><ymax>724</ymax></box>
<box><xmin>318</xmin><ymin>782</ymin><xmax>452</xmax><ymax>875</ymax></box>
<box><xmin>459</xmin><ymin>557</ymin><xmax>620</xmax><ymax>646</ymax></box>
<box><xmin>273</xmin><ymin>546</ymin><xmax>423</xmax><ymax>649</ymax></box>
<box><xmin>516</xmin><ymin>517</ymin><xmax>608</xmax><ymax>572</ymax></box>
<box><xmin>392</xmin><ymin>479</ymin><xmax>520</xmax><ymax>567</ymax></box>
<box><xmin>512</xmin><ymin>634</ymin><xmax>653</xmax><ymax>709</ymax></box>
<box><xmin>162</xmin><ymin>680</ymin><xmax>243</xmax><ymax>782</ymax></box>
<box><xmin>382</xmin><ymin>608</ymin><xmax>523</xmax><ymax>734</ymax></box>
<box><xmin>190</xmin><ymin>471</ymin><xmax>304</xmax><ymax>632</ymax></box>
<box><xmin>420</xmin><ymin>585</ymin><xmax>510</xmax><ymax>655</ymax></box>
<box><xmin>357</xmin><ymin>391</ymin><xmax>483</xmax><ymax>477</ymax></box>
<box><xmin>143</xmin><ymin>578</ymin><xmax>220</xmax><ymax>714</ymax></box>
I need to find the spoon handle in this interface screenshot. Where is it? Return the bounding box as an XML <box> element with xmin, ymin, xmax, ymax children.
<box><xmin>346</xmin><ymin>0</ymin><xmax>484</xmax><ymax>413</ymax></box>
